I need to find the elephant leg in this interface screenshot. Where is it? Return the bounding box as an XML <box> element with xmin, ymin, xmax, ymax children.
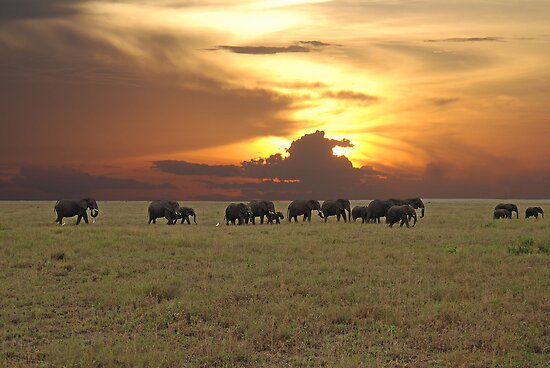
<box><xmin>76</xmin><ymin>215</ymin><xmax>82</xmax><ymax>225</ymax></box>
<box><xmin>260</xmin><ymin>215</ymin><xmax>264</xmax><ymax>224</ymax></box>
<box><xmin>82</xmin><ymin>212</ymin><xmax>89</xmax><ymax>224</ymax></box>
<box><xmin>186</xmin><ymin>217</ymin><xmax>191</xmax><ymax>224</ymax></box>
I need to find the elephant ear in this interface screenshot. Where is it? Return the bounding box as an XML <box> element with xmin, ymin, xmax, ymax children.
<box><xmin>77</xmin><ymin>199</ymin><xmax>88</xmax><ymax>210</ymax></box>
<box><xmin>163</xmin><ymin>202</ymin><xmax>174</xmax><ymax>212</ymax></box>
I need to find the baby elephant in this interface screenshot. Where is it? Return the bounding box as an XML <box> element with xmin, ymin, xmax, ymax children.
<box><xmin>493</xmin><ymin>209</ymin><xmax>511</xmax><ymax>219</ymax></box>
<box><xmin>177</xmin><ymin>207</ymin><xmax>197</xmax><ymax>224</ymax></box>
<box><xmin>386</xmin><ymin>205</ymin><xmax>416</xmax><ymax>228</ymax></box>
<box><xmin>525</xmin><ymin>207</ymin><xmax>544</xmax><ymax>219</ymax></box>
<box><xmin>266</xmin><ymin>211</ymin><xmax>285</xmax><ymax>224</ymax></box>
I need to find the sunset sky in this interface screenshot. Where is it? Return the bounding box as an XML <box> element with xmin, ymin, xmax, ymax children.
<box><xmin>1</xmin><ymin>0</ymin><xmax>550</xmax><ymax>199</ymax></box>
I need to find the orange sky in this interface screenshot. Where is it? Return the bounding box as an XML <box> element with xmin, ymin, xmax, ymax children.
<box><xmin>1</xmin><ymin>0</ymin><xmax>550</xmax><ymax>199</ymax></box>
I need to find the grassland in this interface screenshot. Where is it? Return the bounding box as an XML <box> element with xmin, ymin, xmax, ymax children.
<box><xmin>0</xmin><ymin>200</ymin><xmax>549</xmax><ymax>367</ymax></box>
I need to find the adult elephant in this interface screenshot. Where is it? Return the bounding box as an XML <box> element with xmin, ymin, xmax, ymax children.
<box><xmin>494</xmin><ymin>203</ymin><xmax>518</xmax><ymax>219</ymax></box>
<box><xmin>225</xmin><ymin>203</ymin><xmax>252</xmax><ymax>225</ymax></box>
<box><xmin>366</xmin><ymin>199</ymin><xmax>390</xmax><ymax>223</ymax></box>
<box><xmin>493</xmin><ymin>209</ymin><xmax>511</xmax><ymax>219</ymax></box>
<box><xmin>386</xmin><ymin>205</ymin><xmax>416</xmax><ymax>228</ymax></box>
<box><xmin>525</xmin><ymin>207</ymin><xmax>544</xmax><ymax>219</ymax></box>
<box><xmin>54</xmin><ymin>198</ymin><xmax>99</xmax><ymax>225</ymax></box>
<box><xmin>177</xmin><ymin>207</ymin><xmax>197</xmax><ymax>224</ymax></box>
<box><xmin>319</xmin><ymin>200</ymin><xmax>348</xmax><ymax>222</ymax></box>
<box><xmin>248</xmin><ymin>200</ymin><xmax>276</xmax><ymax>224</ymax></box>
<box><xmin>287</xmin><ymin>200</ymin><xmax>321</xmax><ymax>222</ymax></box>
<box><xmin>351</xmin><ymin>206</ymin><xmax>368</xmax><ymax>223</ymax></box>
<box><xmin>148</xmin><ymin>200</ymin><xmax>181</xmax><ymax>225</ymax></box>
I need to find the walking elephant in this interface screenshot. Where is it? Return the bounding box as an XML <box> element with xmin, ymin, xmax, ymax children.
<box><xmin>225</xmin><ymin>203</ymin><xmax>252</xmax><ymax>225</ymax></box>
<box><xmin>493</xmin><ymin>209</ymin><xmax>511</xmax><ymax>219</ymax></box>
<box><xmin>248</xmin><ymin>200</ymin><xmax>276</xmax><ymax>224</ymax></box>
<box><xmin>148</xmin><ymin>200</ymin><xmax>181</xmax><ymax>224</ymax></box>
<box><xmin>366</xmin><ymin>200</ymin><xmax>390</xmax><ymax>223</ymax></box>
<box><xmin>386</xmin><ymin>198</ymin><xmax>425</xmax><ymax>218</ymax></box>
<box><xmin>352</xmin><ymin>206</ymin><xmax>368</xmax><ymax>223</ymax></box>
<box><xmin>386</xmin><ymin>205</ymin><xmax>416</xmax><ymax>228</ymax></box>
<box><xmin>494</xmin><ymin>203</ymin><xmax>518</xmax><ymax>219</ymax></box>
<box><xmin>525</xmin><ymin>207</ymin><xmax>544</xmax><ymax>219</ymax></box>
<box><xmin>287</xmin><ymin>200</ymin><xmax>321</xmax><ymax>222</ymax></box>
<box><xmin>54</xmin><ymin>198</ymin><xmax>99</xmax><ymax>225</ymax></box>
<box><xmin>319</xmin><ymin>199</ymin><xmax>348</xmax><ymax>222</ymax></box>
<box><xmin>177</xmin><ymin>207</ymin><xmax>197</xmax><ymax>224</ymax></box>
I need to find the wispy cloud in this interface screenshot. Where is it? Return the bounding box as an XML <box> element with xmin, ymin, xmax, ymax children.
<box><xmin>425</xmin><ymin>37</ymin><xmax>504</xmax><ymax>43</ymax></box>
<box><xmin>214</xmin><ymin>40</ymin><xmax>338</xmax><ymax>55</ymax></box>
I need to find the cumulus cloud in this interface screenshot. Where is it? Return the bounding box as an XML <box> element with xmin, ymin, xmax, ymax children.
<box><xmin>153</xmin><ymin>131</ymin><xmax>383</xmax><ymax>198</ymax></box>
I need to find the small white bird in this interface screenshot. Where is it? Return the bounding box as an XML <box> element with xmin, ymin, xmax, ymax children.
<box><xmin>215</xmin><ymin>222</ymin><xmax>220</xmax><ymax>227</ymax></box>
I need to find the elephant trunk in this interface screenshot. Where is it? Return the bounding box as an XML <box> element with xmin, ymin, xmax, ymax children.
<box><xmin>541</xmin><ymin>210</ymin><xmax>544</xmax><ymax>218</ymax></box>
<box><xmin>193</xmin><ymin>213</ymin><xmax>197</xmax><ymax>224</ymax></box>
<box><xmin>318</xmin><ymin>210</ymin><xmax>325</xmax><ymax>219</ymax></box>
<box><xmin>91</xmin><ymin>208</ymin><xmax>99</xmax><ymax>218</ymax></box>
<box><xmin>420</xmin><ymin>207</ymin><xmax>425</xmax><ymax>218</ymax></box>
<box><xmin>412</xmin><ymin>214</ymin><xmax>417</xmax><ymax>227</ymax></box>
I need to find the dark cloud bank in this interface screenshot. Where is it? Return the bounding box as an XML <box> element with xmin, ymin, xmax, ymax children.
<box><xmin>152</xmin><ymin>131</ymin><xmax>550</xmax><ymax>200</ymax></box>
<box><xmin>3</xmin><ymin>131</ymin><xmax>550</xmax><ymax>199</ymax></box>
<box><xmin>0</xmin><ymin>167</ymin><xmax>173</xmax><ymax>200</ymax></box>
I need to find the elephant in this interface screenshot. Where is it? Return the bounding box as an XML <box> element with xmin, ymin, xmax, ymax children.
<box><xmin>494</xmin><ymin>203</ymin><xmax>518</xmax><ymax>219</ymax></box>
<box><xmin>333</xmin><ymin>199</ymin><xmax>351</xmax><ymax>222</ymax></box>
<box><xmin>366</xmin><ymin>199</ymin><xmax>390</xmax><ymax>223</ymax></box>
<box><xmin>266</xmin><ymin>211</ymin><xmax>285</xmax><ymax>224</ymax></box>
<box><xmin>54</xmin><ymin>198</ymin><xmax>99</xmax><ymax>225</ymax></box>
<box><xmin>386</xmin><ymin>205</ymin><xmax>416</xmax><ymax>228</ymax></box>
<box><xmin>176</xmin><ymin>207</ymin><xmax>197</xmax><ymax>224</ymax></box>
<box><xmin>287</xmin><ymin>200</ymin><xmax>321</xmax><ymax>222</ymax></box>
<box><xmin>525</xmin><ymin>207</ymin><xmax>544</xmax><ymax>219</ymax></box>
<box><xmin>248</xmin><ymin>200</ymin><xmax>276</xmax><ymax>224</ymax></box>
<box><xmin>148</xmin><ymin>200</ymin><xmax>181</xmax><ymax>224</ymax></box>
<box><xmin>224</xmin><ymin>203</ymin><xmax>252</xmax><ymax>225</ymax></box>
<box><xmin>386</xmin><ymin>198</ymin><xmax>425</xmax><ymax>218</ymax></box>
<box><xmin>319</xmin><ymin>200</ymin><xmax>348</xmax><ymax>222</ymax></box>
<box><xmin>493</xmin><ymin>209</ymin><xmax>511</xmax><ymax>219</ymax></box>
<box><xmin>352</xmin><ymin>206</ymin><xmax>368</xmax><ymax>223</ymax></box>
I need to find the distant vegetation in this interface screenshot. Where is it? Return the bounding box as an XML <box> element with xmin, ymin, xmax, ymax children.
<box><xmin>0</xmin><ymin>200</ymin><xmax>549</xmax><ymax>367</ymax></box>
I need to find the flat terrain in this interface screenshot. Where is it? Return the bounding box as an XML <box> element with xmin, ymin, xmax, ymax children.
<box><xmin>0</xmin><ymin>200</ymin><xmax>549</xmax><ymax>367</ymax></box>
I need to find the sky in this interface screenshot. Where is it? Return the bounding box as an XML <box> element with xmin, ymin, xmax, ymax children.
<box><xmin>1</xmin><ymin>0</ymin><xmax>550</xmax><ymax>200</ymax></box>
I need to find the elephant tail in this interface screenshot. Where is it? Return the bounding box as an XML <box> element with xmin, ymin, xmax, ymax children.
<box><xmin>287</xmin><ymin>208</ymin><xmax>290</xmax><ymax>221</ymax></box>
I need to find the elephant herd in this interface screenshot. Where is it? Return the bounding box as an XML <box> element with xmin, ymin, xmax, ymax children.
<box><xmin>53</xmin><ymin>197</ymin><xmax>426</xmax><ymax>228</ymax></box>
<box><xmin>52</xmin><ymin>198</ymin><xmax>544</xmax><ymax>227</ymax></box>
<box><xmin>493</xmin><ymin>203</ymin><xmax>544</xmax><ymax>220</ymax></box>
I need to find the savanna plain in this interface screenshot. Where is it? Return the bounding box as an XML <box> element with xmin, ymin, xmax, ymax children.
<box><xmin>0</xmin><ymin>200</ymin><xmax>549</xmax><ymax>367</ymax></box>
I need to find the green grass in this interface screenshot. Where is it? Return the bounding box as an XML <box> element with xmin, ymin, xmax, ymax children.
<box><xmin>0</xmin><ymin>200</ymin><xmax>549</xmax><ymax>367</ymax></box>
